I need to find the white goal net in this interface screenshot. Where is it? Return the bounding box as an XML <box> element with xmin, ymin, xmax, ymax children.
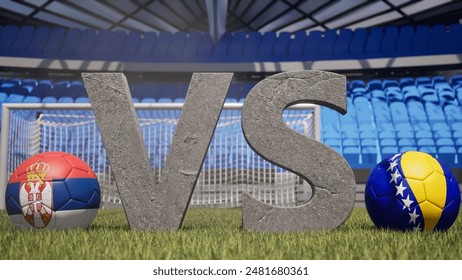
<box><xmin>0</xmin><ymin>103</ymin><xmax>319</xmax><ymax>209</ymax></box>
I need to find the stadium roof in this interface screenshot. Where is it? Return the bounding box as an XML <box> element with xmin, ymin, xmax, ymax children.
<box><xmin>1</xmin><ymin>0</ymin><xmax>461</xmax><ymax>39</ymax></box>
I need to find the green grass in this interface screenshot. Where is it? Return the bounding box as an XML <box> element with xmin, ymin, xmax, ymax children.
<box><xmin>0</xmin><ymin>208</ymin><xmax>461</xmax><ymax>259</ymax></box>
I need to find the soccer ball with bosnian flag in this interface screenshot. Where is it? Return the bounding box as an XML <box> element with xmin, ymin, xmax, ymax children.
<box><xmin>365</xmin><ymin>151</ymin><xmax>460</xmax><ymax>231</ymax></box>
<box><xmin>5</xmin><ymin>152</ymin><xmax>100</xmax><ymax>229</ymax></box>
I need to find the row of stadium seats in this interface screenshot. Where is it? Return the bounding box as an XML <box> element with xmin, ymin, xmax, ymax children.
<box><xmin>2</xmin><ymin>75</ymin><xmax>462</xmax><ymax>168</ymax></box>
<box><xmin>1</xmin><ymin>23</ymin><xmax>461</xmax><ymax>62</ymax></box>
<box><xmin>2</xmin><ymin>75</ymin><xmax>461</xmax><ymax>104</ymax></box>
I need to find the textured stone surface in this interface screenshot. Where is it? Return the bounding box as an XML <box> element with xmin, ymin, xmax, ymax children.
<box><xmin>241</xmin><ymin>70</ymin><xmax>356</xmax><ymax>232</ymax></box>
<box><xmin>154</xmin><ymin>73</ymin><xmax>232</xmax><ymax>229</ymax></box>
<box><xmin>83</xmin><ymin>73</ymin><xmax>232</xmax><ymax>230</ymax></box>
<box><xmin>83</xmin><ymin>73</ymin><xmax>155</xmax><ymax>229</ymax></box>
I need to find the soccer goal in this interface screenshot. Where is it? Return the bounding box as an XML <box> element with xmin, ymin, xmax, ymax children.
<box><xmin>0</xmin><ymin>103</ymin><xmax>320</xmax><ymax>209</ymax></box>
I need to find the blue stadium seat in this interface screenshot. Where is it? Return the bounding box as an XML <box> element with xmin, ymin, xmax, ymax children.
<box><xmin>381</xmin><ymin>26</ymin><xmax>398</xmax><ymax>57</ymax></box>
<box><xmin>49</xmin><ymin>81</ymin><xmax>70</xmax><ymax>99</ymax></box>
<box><xmin>361</xmin><ymin>138</ymin><xmax>377</xmax><ymax>147</ymax></box>
<box><xmin>323</xmin><ymin>130</ymin><xmax>341</xmax><ymax>141</ymax></box>
<box><xmin>0</xmin><ymin>25</ymin><xmax>20</xmax><ymax>55</ymax></box>
<box><xmin>75</xmin><ymin>97</ymin><xmax>89</xmax><ymax>103</ymax></box>
<box><xmin>415</xmin><ymin>130</ymin><xmax>433</xmax><ymax>139</ymax></box>
<box><xmin>59</xmin><ymin>28</ymin><xmax>82</xmax><ymax>59</ymax></box>
<box><xmin>397</xmin><ymin>25</ymin><xmax>414</xmax><ymax>56</ymax></box>
<box><xmin>8</xmin><ymin>26</ymin><xmax>35</xmax><ymax>57</ymax></box>
<box><xmin>367</xmin><ymin>80</ymin><xmax>382</xmax><ymax>91</ymax></box>
<box><xmin>136</xmin><ymin>32</ymin><xmax>157</xmax><ymax>61</ymax></box>
<box><xmin>334</xmin><ymin>29</ymin><xmax>352</xmax><ymax>58</ymax></box>
<box><xmin>359</xmin><ymin>123</ymin><xmax>374</xmax><ymax>133</ymax></box>
<box><xmin>303</xmin><ymin>30</ymin><xmax>322</xmax><ymax>59</ymax></box>
<box><xmin>91</xmin><ymin>30</ymin><xmax>112</xmax><ymax>59</ymax></box>
<box><xmin>23</xmin><ymin>95</ymin><xmax>41</xmax><ymax>103</ymax></box>
<box><xmin>438</xmin><ymin>146</ymin><xmax>458</xmax><ymax>167</ymax></box>
<box><xmin>360</xmin><ymin>130</ymin><xmax>376</xmax><ymax>139</ymax></box>
<box><xmin>429</xmin><ymin>24</ymin><xmax>447</xmax><ymax>54</ymax></box>
<box><xmin>197</xmin><ymin>33</ymin><xmax>213</xmax><ymax>60</ymax></box>
<box><xmin>318</xmin><ymin>29</ymin><xmax>337</xmax><ymax>60</ymax></box>
<box><xmin>371</xmin><ymin>98</ymin><xmax>391</xmax><ymax>124</ymax></box>
<box><xmin>384</xmin><ymin>81</ymin><xmax>403</xmax><ymax>102</ymax></box>
<box><xmin>380</xmin><ymin>138</ymin><xmax>397</xmax><ymax>147</ymax></box>
<box><xmin>5</xmin><ymin>78</ymin><xmax>21</xmax><ymax>86</ymax></box>
<box><xmin>349</xmin><ymin>28</ymin><xmax>367</xmax><ymax>58</ymax></box>
<box><xmin>324</xmin><ymin>138</ymin><xmax>341</xmax><ymax>147</ymax></box>
<box><xmin>42</xmin><ymin>27</ymin><xmax>65</xmax><ymax>59</ymax></box>
<box><xmin>414</xmin><ymin>122</ymin><xmax>431</xmax><ymax>132</ymax></box>
<box><xmin>288</xmin><ymin>30</ymin><xmax>307</xmax><ymax>60</ymax></box>
<box><xmin>447</xmin><ymin>23</ymin><xmax>462</xmax><ymax>53</ymax></box>
<box><xmin>31</xmin><ymin>80</ymin><xmax>52</xmax><ymax>98</ymax></box>
<box><xmin>343</xmin><ymin>138</ymin><xmax>359</xmax><ymax>147</ymax></box>
<box><xmin>121</xmin><ymin>31</ymin><xmax>142</xmax><ymax>61</ymax></box>
<box><xmin>416</xmin><ymin>77</ymin><xmax>439</xmax><ymax>103</ymax></box>
<box><xmin>362</xmin><ymin>146</ymin><xmax>378</xmax><ymax>167</ymax></box>
<box><xmin>105</xmin><ymin>30</ymin><xmax>127</xmax><ymax>60</ymax></box>
<box><xmin>381</xmin><ymin>146</ymin><xmax>398</xmax><ymax>158</ymax></box>
<box><xmin>436</xmin><ymin>138</ymin><xmax>455</xmax><ymax>148</ymax></box>
<box><xmin>68</xmin><ymin>80</ymin><xmax>87</xmax><ymax>99</ymax></box>
<box><xmin>398</xmin><ymin>138</ymin><xmax>416</xmax><ymax>148</ymax></box>
<box><xmin>371</xmin><ymin>90</ymin><xmax>386</xmax><ymax>102</ymax></box>
<box><xmin>417</xmin><ymin>138</ymin><xmax>436</xmax><ymax>149</ymax></box>
<box><xmin>406</xmin><ymin>101</ymin><xmax>427</xmax><ymax>123</ymax></box>
<box><xmin>182</xmin><ymin>32</ymin><xmax>202</xmax><ymax>61</ymax></box>
<box><xmin>456</xmin><ymin>138</ymin><xmax>462</xmax><ymax>149</ymax></box>
<box><xmin>272</xmin><ymin>32</ymin><xmax>291</xmax><ymax>61</ymax></box>
<box><xmin>212</xmin><ymin>32</ymin><xmax>232</xmax><ymax>60</ymax></box>
<box><xmin>354</xmin><ymin>98</ymin><xmax>373</xmax><ymax>124</ymax></box>
<box><xmin>22</xmin><ymin>79</ymin><xmax>38</xmax><ymax>87</ymax></box>
<box><xmin>413</xmin><ymin>25</ymin><xmax>430</xmax><ymax>55</ymax></box>
<box><xmin>444</xmin><ymin>105</ymin><xmax>462</xmax><ymax>125</ymax></box>
<box><xmin>432</xmin><ymin>122</ymin><xmax>450</xmax><ymax>133</ymax></box>
<box><xmin>58</xmin><ymin>96</ymin><xmax>73</xmax><ymax>103</ymax></box>
<box><xmin>399</xmin><ymin>77</ymin><xmax>414</xmax><ymax>87</ymax></box>
<box><xmin>13</xmin><ymin>85</ymin><xmax>33</xmax><ymax>96</ymax></box>
<box><xmin>257</xmin><ymin>32</ymin><xmax>276</xmax><ymax>60</ymax></box>
<box><xmin>167</xmin><ymin>32</ymin><xmax>187</xmax><ymax>59</ymax></box>
<box><xmin>228</xmin><ymin>32</ymin><xmax>246</xmax><ymax>59</ymax></box>
<box><xmin>343</xmin><ymin>146</ymin><xmax>360</xmax><ymax>168</ymax></box>
<box><xmin>5</xmin><ymin>93</ymin><xmax>25</xmax><ymax>103</ymax></box>
<box><xmin>365</xmin><ymin>27</ymin><xmax>383</xmax><ymax>57</ymax></box>
<box><xmin>424</xmin><ymin>102</ymin><xmax>446</xmax><ymax>125</ymax></box>
<box><xmin>0</xmin><ymin>83</ymin><xmax>17</xmax><ymax>94</ymax></box>
<box><xmin>341</xmin><ymin>129</ymin><xmax>359</xmax><ymax>140</ymax></box>
<box><xmin>153</xmin><ymin>32</ymin><xmax>173</xmax><ymax>61</ymax></box>
<box><xmin>26</xmin><ymin>26</ymin><xmax>50</xmax><ymax>57</ymax></box>
<box><xmin>350</xmin><ymin>79</ymin><xmax>366</xmax><ymax>91</ymax></box>
<box><xmin>75</xmin><ymin>29</ymin><xmax>96</xmax><ymax>59</ymax></box>
<box><xmin>451</xmin><ymin>123</ymin><xmax>462</xmax><ymax>132</ymax></box>
<box><xmin>41</xmin><ymin>96</ymin><xmax>57</xmax><ymax>103</ymax></box>
<box><xmin>242</xmin><ymin>32</ymin><xmax>262</xmax><ymax>59</ymax></box>
<box><xmin>389</xmin><ymin>101</ymin><xmax>409</xmax><ymax>123</ymax></box>
<box><xmin>402</xmin><ymin>85</ymin><xmax>421</xmax><ymax>103</ymax></box>
<box><xmin>395</xmin><ymin>123</ymin><xmax>414</xmax><ymax>139</ymax></box>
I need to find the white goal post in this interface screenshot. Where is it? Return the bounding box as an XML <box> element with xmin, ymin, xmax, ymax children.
<box><xmin>0</xmin><ymin>102</ymin><xmax>320</xmax><ymax>209</ymax></box>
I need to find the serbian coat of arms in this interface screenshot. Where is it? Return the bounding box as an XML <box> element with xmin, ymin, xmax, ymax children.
<box><xmin>19</xmin><ymin>162</ymin><xmax>53</xmax><ymax>228</ymax></box>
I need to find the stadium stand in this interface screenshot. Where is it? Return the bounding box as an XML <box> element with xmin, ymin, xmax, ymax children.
<box><xmin>1</xmin><ymin>74</ymin><xmax>461</xmax><ymax>169</ymax></box>
<box><xmin>1</xmin><ymin>24</ymin><xmax>462</xmax><ymax>62</ymax></box>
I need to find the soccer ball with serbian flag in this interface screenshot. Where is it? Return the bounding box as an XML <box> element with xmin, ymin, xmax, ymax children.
<box><xmin>365</xmin><ymin>151</ymin><xmax>460</xmax><ymax>231</ymax></box>
<box><xmin>5</xmin><ymin>152</ymin><xmax>100</xmax><ymax>229</ymax></box>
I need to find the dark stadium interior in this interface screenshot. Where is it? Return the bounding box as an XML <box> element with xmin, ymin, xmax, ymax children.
<box><xmin>1</xmin><ymin>0</ymin><xmax>461</xmax><ymax>194</ymax></box>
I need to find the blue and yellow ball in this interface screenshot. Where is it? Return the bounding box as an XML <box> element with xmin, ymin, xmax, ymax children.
<box><xmin>365</xmin><ymin>151</ymin><xmax>460</xmax><ymax>231</ymax></box>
